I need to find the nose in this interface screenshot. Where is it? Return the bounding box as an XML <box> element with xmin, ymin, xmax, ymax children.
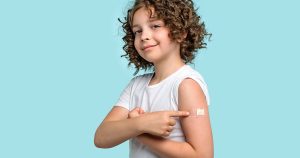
<box><xmin>141</xmin><ymin>29</ymin><xmax>151</xmax><ymax>41</ymax></box>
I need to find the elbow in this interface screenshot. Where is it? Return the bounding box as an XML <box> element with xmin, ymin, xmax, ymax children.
<box><xmin>94</xmin><ymin>136</ymin><xmax>104</xmax><ymax>148</ymax></box>
<box><xmin>182</xmin><ymin>145</ymin><xmax>213</xmax><ymax>158</ymax></box>
<box><xmin>94</xmin><ymin>134</ymin><xmax>111</xmax><ymax>148</ymax></box>
<box><xmin>194</xmin><ymin>150</ymin><xmax>214</xmax><ymax>158</ymax></box>
<box><xmin>94</xmin><ymin>127</ymin><xmax>109</xmax><ymax>148</ymax></box>
<box><xmin>94</xmin><ymin>138</ymin><xmax>110</xmax><ymax>148</ymax></box>
<box><xmin>192</xmin><ymin>146</ymin><xmax>213</xmax><ymax>158</ymax></box>
<box><xmin>194</xmin><ymin>143</ymin><xmax>214</xmax><ymax>158</ymax></box>
<box><xmin>94</xmin><ymin>127</ymin><xmax>118</xmax><ymax>148</ymax></box>
<box><xmin>195</xmin><ymin>154</ymin><xmax>213</xmax><ymax>158</ymax></box>
<box><xmin>94</xmin><ymin>134</ymin><xmax>118</xmax><ymax>149</ymax></box>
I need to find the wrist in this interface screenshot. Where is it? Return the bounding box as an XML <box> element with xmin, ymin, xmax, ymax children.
<box><xmin>131</xmin><ymin>116</ymin><xmax>145</xmax><ymax>134</ymax></box>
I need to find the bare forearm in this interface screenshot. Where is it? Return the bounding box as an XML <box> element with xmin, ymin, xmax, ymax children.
<box><xmin>94</xmin><ymin>118</ymin><xmax>142</xmax><ymax>148</ymax></box>
<box><xmin>137</xmin><ymin>134</ymin><xmax>198</xmax><ymax>158</ymax></box>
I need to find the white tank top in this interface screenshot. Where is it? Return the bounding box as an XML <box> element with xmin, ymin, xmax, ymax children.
<box><xmin>116</xmin><ymin>65</ymin><xmax>210</xmax><ymax>158</ymax></box>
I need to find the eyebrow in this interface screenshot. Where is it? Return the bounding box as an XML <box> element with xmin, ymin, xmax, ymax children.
<box><xmin>132</xmin><ymin>18</ymin><xmax>161</xmax><ymax>29</ymax></box>
<box><xmin>132</xmin><ymin>24</ymin><xmax>139</xmax><ymax>29</ymax></box>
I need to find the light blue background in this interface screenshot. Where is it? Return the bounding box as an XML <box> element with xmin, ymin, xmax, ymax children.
<box><xmin>0</xmin><ymin>0</ymin><xmax>299</xmax><ymax>157</ymax></box>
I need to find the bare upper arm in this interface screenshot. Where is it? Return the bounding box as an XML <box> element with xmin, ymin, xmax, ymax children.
<box><xmin>102</xmin><ymin>106</ymin><xmax>130</xmax><ymax>122</ymax></box>
<box><xmin>178</xmin><ymin>78</ymin><xmax>213</xmax><ymax>157</ymax></box>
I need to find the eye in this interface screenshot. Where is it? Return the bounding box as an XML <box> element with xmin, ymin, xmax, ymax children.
<box><xmin>133</xmin><ymin>30</ymin><xmax>142</xmax><ymax>36</ymax></box>
<box><xmin>151</xmin><ymin>24</ymin><xmax>161</xmax><ymax>29</ymax></box>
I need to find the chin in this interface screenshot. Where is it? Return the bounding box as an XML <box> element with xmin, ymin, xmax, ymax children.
<box><xmin>139</xmin><ymin>54</ymin><xmax>154</xmax><ymax>62</ymax></box>
<box><xmin>143</xmin><ymin>58</ymin><xmax>155</xmax><ymax>63</ymax></box>
<box><xmin>139</xmin><ymin>51</ymin><xmax>164</xmax><ymax>63</ymax></box>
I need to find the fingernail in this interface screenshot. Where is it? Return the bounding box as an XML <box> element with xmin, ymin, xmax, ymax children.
<box><xmin>186</xmin><ymin>112</ymin><xmax>190</xmax><ymax>115</ymax></box>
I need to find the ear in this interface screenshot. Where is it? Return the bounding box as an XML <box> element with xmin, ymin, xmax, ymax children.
<box><xmin>177</xmin><ymin>32</ymin><xmax>188</xmax><ymax>43</ymax></box>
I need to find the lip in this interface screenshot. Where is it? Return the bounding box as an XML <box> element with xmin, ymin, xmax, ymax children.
<box><xmin>142</xmin><ymin>44</ymin><xmax>158</xmax><ymax>51</ymax></box>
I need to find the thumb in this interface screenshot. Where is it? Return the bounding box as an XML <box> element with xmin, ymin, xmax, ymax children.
<box><xmin>139</xmin><ymin>108</ymin><xmax>145</xmax><ymax>114</ymax></box>
<box><xmin>130</xmin><ymin>107</ymin><xmax>141</xmax><ymax>113</ymax></box>
<box><xmin>129</xmin><ymin>107</ymin><xmax>142</xmax><ymax>118</ymax></box>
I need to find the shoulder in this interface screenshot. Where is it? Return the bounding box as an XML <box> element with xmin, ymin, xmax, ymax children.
<box><xmin>178</xmin><ymin>78</ymin><xmax>207</xmax><ymax>104</ymax></box>
<box><xmin>175</xmin><ymin>65</ymin><xmax>208</xmax><ymax>91</ymax></box>
<box><xmin>174</xmin><ymin>65</ymin><xmax>210</xmax><ymax>105</ymax></box>
<box><xmin>179</xmin><ymin>65</ymin><xmax>206</xmax><ymax>83</ymax></box>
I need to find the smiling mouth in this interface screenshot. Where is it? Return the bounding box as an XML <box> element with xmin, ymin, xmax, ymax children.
<box><xmin>142</xmin><ymin>44</ymin><xmax>158</xmax><ymax>50</ymax></box>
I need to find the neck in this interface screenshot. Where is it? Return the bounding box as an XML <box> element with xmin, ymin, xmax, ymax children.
<box><xmin>152</xmin><ymin>54</ymin><xmax>185</xmax><ymax>82</ymax></box>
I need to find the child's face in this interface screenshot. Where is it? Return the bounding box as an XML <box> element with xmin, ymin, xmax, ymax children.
<box><xmin>132</xmin><ymin>7</ymin><xmax>180</xmax><ymax>64</ymax></box>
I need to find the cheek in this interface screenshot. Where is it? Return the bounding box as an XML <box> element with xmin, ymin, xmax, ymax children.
<box><xmin>155</xmin><ymin>32</ymin><xmax>170</xmax><ymax>43</ymax></box>
<box><xmin>134</xmin><ymin>39</ymin><xmax>139</xmax><ymax>50</ymax></box>
<box><xmin>134</xmin><ymin>39</ymin><xmax>143</xmax><ymax>56</ymax></box>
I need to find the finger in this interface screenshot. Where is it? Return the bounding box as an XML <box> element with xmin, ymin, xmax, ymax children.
<box><xmin>167</xmin><ymin>126</ymin><xmax>174</xmax><ymax>132</ymax></box>
<box><xmin>129</xmin><ymin>108</ymin><xmax>142</xmax><ymax>118</ymax></box>
<box><xmin>168</xmin><ymin>111</ymin><xmax>190</xmax><ymax>117</ymax></box>
<box><xmin>169</xmin><ymin>118</ymin><xmax>176</xmax><ymax>126</ymax></box>
<box><xmin>139</xmin><ymin>108</ymin><xmax>145</xmax><ymax>114</ymax></box>
<box><xmin>162</xmin><ymin>131</ymin><xmax>170</xmax><ymax>137</ymax></box>
<box><xmin>130</xmin><ymin>107</ymin><xmax>140</xmax><ymax>112</ymax></box>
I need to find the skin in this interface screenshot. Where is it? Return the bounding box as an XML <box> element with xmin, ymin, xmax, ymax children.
<box><xmin>94</xmin><ymin>7</ymin><xmax>213</xmax><ymax>158</ymax></box>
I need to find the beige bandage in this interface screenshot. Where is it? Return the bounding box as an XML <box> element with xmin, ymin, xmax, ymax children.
<box><xmin>187</xmin><ymin>108</ymin><xmax>206</xmax><ymax>117</ymax></box>
<box><xmin>196</xmin><ymin>108</ymin><xmax>205</xmax><ymax>116</ymax></box>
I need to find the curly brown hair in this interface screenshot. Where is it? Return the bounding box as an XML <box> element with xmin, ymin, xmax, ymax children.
<box><xmin>119</xmin><ymin>0</ymin><xmax>211</xmax><ymax>75</ymax></box>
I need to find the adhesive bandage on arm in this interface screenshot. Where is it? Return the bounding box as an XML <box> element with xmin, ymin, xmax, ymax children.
<box><xmin>188</xmin><ymin>107</ymin><xmax>207</xmax><ymax>117</ymax></box>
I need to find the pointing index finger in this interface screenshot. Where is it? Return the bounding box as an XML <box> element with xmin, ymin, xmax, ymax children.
<box><xmin>168</xmin><ymin>111</ymin><xmax>190</xmax><ymax>117</ymax></box>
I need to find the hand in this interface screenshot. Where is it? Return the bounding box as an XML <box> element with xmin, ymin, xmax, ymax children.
<box><xmin>138</xmin><ymin>110</ymin><xmax>189</xmax><ymax>137</ymax></box>
<box><xmin>128</xmin><ymin>107</ymin><xmax>145</xmax><ymax>118</ymax></box>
